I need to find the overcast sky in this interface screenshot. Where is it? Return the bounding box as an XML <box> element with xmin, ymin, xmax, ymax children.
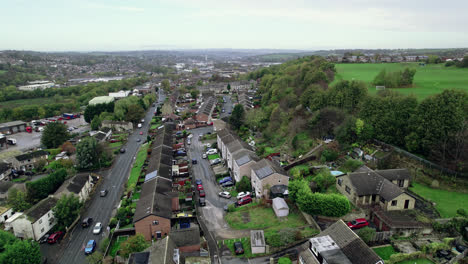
<box><xmin>2</xmin><ymin>0</ymin><xmax>468</xmax><ymax>51</ymax></box>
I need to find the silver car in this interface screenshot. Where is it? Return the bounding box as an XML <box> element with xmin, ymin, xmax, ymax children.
<box><xmin>218</xmin><ymin>191</ymin><xmax>232</xmax><ymax>199</ymax></box>
<box><xmin>93</xmin><ymin>222</ymin><xmax>102</xmax><ymax>235</ymax></box>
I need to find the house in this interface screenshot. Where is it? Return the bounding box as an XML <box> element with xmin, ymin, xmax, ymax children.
<box><xmin>232</xmin><ymin>150</ymin><xmax>260</xmax><ymax>182</ymax></box>
<box><xmin>0</xmin><ymin>161</ymin><xmax>12</xmax><ymax>181</ymax></box>
<box><xmin>250</xmin><ymin>230</ymin><xmax>266</xmax><ymax>254</ymax></box>
<box><xmin>54</xmin><ymin>173</ymin><xmax>94</xmax><ymax>202</ymax></box>
<box><xmin>10</xmin><ymin>150</ymin><xmax>48</xmax><ymax>171</ymax></box>
<box><xmin>11</xmin><ymin>196</ymin><xmax>58</xmax><ymax>241</ymax></box>
<box><xmin>108</xmin><ymin>90</ymin><xmax>131</xmax><ymax>99</ymax></box>
<box><xmin>251</xmin><ymin>159</ymin><xmax>289</xmax><ymax>198</ymax></box>
<box><xmin>0</xmin><ymin>206</ymin><xmax>14</xmax><ymax>224</ymax></box>
<box><xmin>101</xmin><ymin>120</ymin><xmax>133</xmax><ymax>132</ymax></box>
<box><xmin>195</xmin><ymin>97</ymin><xmax>216</xmax><ymax>123</ymax></box>
<box><xmin>134</xmin><ymin>176</ymin><xmax>179</xmax><ymax>241</ymax></box>
<box><xmin>169</xmin><ymin>225</ymin><xmax>201</xmax><ymax>253</ymax></box>
<box><xmin>336</xmin><ymin>167</ymin><xmax>415</xmax><ymax>211</ymax></box>
<box><xmin>128</xmin><ymin>236</ymin><xmax>179</xmax><ymax>264</ymax></box>
<box><xmin>298</xmin><ymin>220</ymin><xmax>383</xmax><ymax>264</ymax></box>
<box><xmin>225</xmin><ymin>140</ymin><xmax>253</xmax><ymax>170</ymax></box>
<box><xmin>272</xmin><ymin>197</ymin><xmax>289</xmax><ymax>217</ymax></box>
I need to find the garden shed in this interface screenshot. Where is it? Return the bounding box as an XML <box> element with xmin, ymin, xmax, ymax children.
<box><xmin>250</xmin><ymin>230</ymin><xmax>266</xmax><ymax>254</ymax></box>
<box><xmin>272</xmin><ymin>197</ymin><xmax>289</xmax><ymax>217</ymax></box>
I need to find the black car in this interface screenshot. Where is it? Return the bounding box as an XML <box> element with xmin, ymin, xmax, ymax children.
<box><xmin>82</xmin><ymin>217</ymin><xmax>93</xmax><ymax>228</ymax></box>
<box><xmin>234</xmin><ymin>242</ymin><xmax>244</xmax><ymax>255</ymax></box>
<box><xmin>39</xmin><ymin>234</ymin><xmax>50</xmax><ymax>244</ymax></box>
<box><xmin>192</xmin><ymin>159</ymin><xmax>197</xmax><ymax>164</ymax></box>
<box><xmin>455</xmin><ymin>244</ymin><xmax>467</xmax><ymax>253</ymax></box>
<box><xmin>195</xmin><ymin>179</ymin><xmax>202</xmax><ymax>185</ymax></box>
<box><xmin>199</xmin><ymin>197</ymin><xmax>206</xmax><ymax>207</ymax></box>
<box><xmin>120</xmin><ymin>148</ymin><xmax>126</xmax><ymax>153</ymax></box>
<box><xmin>436</xmin><ymin>250</ymin><xmax>451</xmax><ymax>260</ymax></box>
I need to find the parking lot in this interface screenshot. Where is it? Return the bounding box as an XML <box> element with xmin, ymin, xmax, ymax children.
<box><xmin>0</xmin><ymin>116</ymin><xmax>89</xmax><ymax>154</ymax></box>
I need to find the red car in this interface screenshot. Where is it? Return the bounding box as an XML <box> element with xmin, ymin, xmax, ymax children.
<box><xmin>197</xmin><ymin>184</ymin><xmax>203</xmax><ymax>191</ymax></box>
<box><xmin>199</xmin><ymin>189</ymin><xmax>206</xmax><ymax>197</ymax></box>
<box><xmin>47</xmin><ymin>231</ymin><xmax>64</xmax><ymax>244</ymax></box>
<box><xmin>347</xmin><ymin>218</ymin><xmax>369</xmax><ymax>229</ymax></box>
<box><xmin>237</xmin><ymin>196</ymin><xmax>252</xmax><ymax>206</ymax></box>
<box><xmin>139</xmin><ymin>131</ymin><xmax>143</xmax><ymax>135</ymax></box>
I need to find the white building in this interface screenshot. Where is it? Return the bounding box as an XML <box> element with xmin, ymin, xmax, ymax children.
<box><xmin>109</xmin><ymin>90</ymin><xmax>131</xmax><ymax>99</ymax></box>
<box><xmin>272</xmin><ymin>197</ymin><xmax>289</xmax><ymax>217</ymax></box>
<box><xmin>250</xmin><ymin>230</ymin><xmax>266</xmax><ymax>254</ymax></box>
<box><xmin>11</xmin><ymin>196</ymin><xmax>58</xmax><ymax>241</ymax></box>
<box><xmin>18</xmin><ymin>81</ymin><xmax>55</xmax><ymax>91</ymax></box>
<box><xmin>0</xmin><ymin>206</ymin><xmax>14</xmax><ymax>224</ymax></box>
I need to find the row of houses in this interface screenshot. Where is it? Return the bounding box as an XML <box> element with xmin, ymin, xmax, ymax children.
<box><xmin>133</xmin><ymin>124</ymin><xmax>202</xmax><ymax>254</ymax></box>
<box><xmin>217</xmin><ymin>128</ymin><xmax>289</xmax><ymax>198</ymax></box>
<box><xmin>326</xmin><ymin>55</ymin><xmax>429</xmax><ymax>63</ymax></box>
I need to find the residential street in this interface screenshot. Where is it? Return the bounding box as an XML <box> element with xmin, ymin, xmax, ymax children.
<box><xmin>41</xmin><ymin>89</ymin><xmax>165</xmax><ymax>264</ymax></box>
<box><xmin>220</xmin><ymin>95</ymin><xmax>233</xmax><ymax>119</ymax></box>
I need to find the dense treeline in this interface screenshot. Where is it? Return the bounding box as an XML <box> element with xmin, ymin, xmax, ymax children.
<box><xmin>247</xmin><ymin>56</ymin><xmax>467</xmax><ymax>172</ymax></box>
<box><xmin>0</xmin><ymin>63</ymin><xmax>47</xmax><ymax>88</ymax></box>
<box><xmin>0</xmin><ymin>77</ymin><xmax>149</xmax><ymax>122</ymax></box>
<box><xmin>372</xmin><ymin>68</ymin><xmax>416</xmax><ymax>88</ymax></box>
<box><xmin>26</xmin><ymin>168</ymin><xmax>68</xmax><ymax>203</ymax></box>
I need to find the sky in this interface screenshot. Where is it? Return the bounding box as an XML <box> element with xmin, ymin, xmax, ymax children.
<box><xmin>2</xmin><ymin>0</ymin><xmax>468</xmax><ymax>51</ymax></box>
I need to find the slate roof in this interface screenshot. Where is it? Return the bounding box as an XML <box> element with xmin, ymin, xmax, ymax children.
<box><xmin>233</xmin><ymin>150</ymin><xmax>259</xmax><ymax>167</ymax></box>
<box><xmin>15</xmin><ymin>150</ymin><xmax>48</xmax><ymax>161</ymax></box>
<box><xmin>347</xmin><ymin>169</ymin><xmax>404</xmax><ymax>201</ymax></box>
<box><xmin>170</xmin><ymin>225</ymin><xmax>200</xmax><ymax>247</ymax></box>
<box><xmin>0</xmin><ymin>161</ymin><xmax>11</xmax><ymax>174</ymax></box>
<box><xmin>67</xmin><ymin>174</ymin><xmax>90</xmax><ymax>194</ymax></box>
<box><xmin>134</xmin><ymin>177</ymin><xmax>174</xmax><ymax>222</ymax></box>
<box><xmin>128</xmin><ymin>252</ymin><xmax>150</xmax><ymax>264</ymax></box>
<box><xmin>197</xmin><ymin>97</ymin><xmax>216</xmax><ymax>116</ymax></box>
<box><xmin>251</xmin><ymin>159</ymin><xmax>287</xmax><ymax>180</ymax></box>
<box><xmin>24</xmin><ymin>196</ymin><xmax>58</xmax><ymax>223</ymax></box>
<box><xmin>0</xmin><ymin>181</ymin><xmax>13</xmax><ymax>193</ymax></box>
<box><xmin>0</xmin><ymin>121</ymin><xmax>26</xmax><ymax>129</ymax></box>
<box><xmin>216</xmin><ymin>129</ymin><xmax>230</xmax><ymax>139</ymax></box>
<box><xmin>312</xmin><ymin>220</ymin><xmax>382</xmax><ymax>264</ymax></box>
<box><xmin>226</xmin><ymin>140</ymin><xmax>253</xmax><ymax>155</ymax></box>
<box><xmin>376</xmin><ymin>169</ymin><xmax>411</xmax><ymax>181</ymax></box>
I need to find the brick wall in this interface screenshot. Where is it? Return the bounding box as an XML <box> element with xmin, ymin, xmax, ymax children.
<box><xmin>134</xmin><ymin>215</ymin><xmax>171</xmax><ymax>241</ymax></box>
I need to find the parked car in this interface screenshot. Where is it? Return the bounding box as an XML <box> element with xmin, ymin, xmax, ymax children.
<box><xmin>234</xmin><ymin>242</ymin><xmax>244</xmax><ymax>255</ymax></box>
<box><xmin>219</xmin><ymin>191</ymin><xmax>232</xmax><ymax>199</ymax></box>
<box><xmin>199</xmin><ymin>197</ymin><xmax>206</xmax><ymax>206</ymax></box>
<box><xmin>39</xmin><ymin>234</ymin><xmax>50</xmax><ymax>244</ymax></box>
<box><xmin>93</xmin><ymin>223</ymin><xmax>102</xmax><ymax>234</ymax></box>
<box><xmin>192</xmin><ymin>159</ymin><xmax>197</xmax><ymax>164</ymax></box>
<box><xmin>137</xmin><ymin>123</ymin><xmax>142</xmax><ymax>128</ymax></box>
<box><xmin>82</xmin><ymin>217</ymin><xmax>93</xmax><ymax>228</ymax></box>
<box><xmin>221</xmin><ymin>181</ymin><xmax>234</xmax><ymax>187</ymax></box>
<box><xmin>100</xmin><ymin>189</ymin><xmax>108</xmax><ymax>197</ymax></box>
<box><xmin>139</xmin><ymin>131</ymin><xmax>143</xmax><ymax>135</ymax></box>
<box><xmin>206</xmin><ymin>149</ymin><xmax>217</xmax><ymax>155</ymax></box>
<box><xmin>237</xmin><ymin>196</ymin><xmax>252</xmax><ymax>206</ymax></box>
<box><xmin>202</xmin><ymin>153</ymin><xmax>207</xmax><ymax>159</ymax></box>
<box><xmin>436</xmin><ymin>250</ymin><xmax>451</xmax><ymax>260</ymax></box>
<box><xmin>222</xmin><ymin>109</ymin><xmax>225</xmax><ymax>113</ymax></box>
<box><xmin>219</xmin><ymin>177</ymin><xmax>233</xmax><ymax>184</ymax></box>
<box><xmin>199</xmin><ymin>190</ymin><xmax>206</xmax><ymax>197</ymax></box>
<box><xmin>197</xmin><ymin>184</ymin><xmax>204</xmax><ymax>191</ymax></box>
<box><xmin>210</xmin><ymin>158</ymin><xmax>221</xmax><ymax>166</ymax></box>
<box><xmin>141</xmin><ymin>119</ymin><xmax>145</xmax><ymax>123</ymax></box>
<box><xmin>120</xmin><ymin>148</ymin><xmax>126</xmax><ymax>153</ymax></box>
<box><xmin>346</xmin><ymin>218</ymin><xmax>369</xmax><ymax>229</ymax></box>
<box><xmin>47</xmin><ymin>231</ymin><xmax>64</xmax><ymax>244</ymax></box>
<box><xmin>195</xmin><ymin>179</ymin><xmax>202</xmax><ymax>185</ymax></box>
<box><xmin>236</xmin><ymin>192</ymin><xmax>251</xmax><ymax>200</ymax></box>
<box><xmin>136</xmin><ymin>138</ymin><xmax>141</xmax><ymax>142</ymax></box>
<box><xmin>84</xmin><ymin>240</ymin><xmax>96</xmax><ymax>255</ymax></box>
<box><xmin>455</xmin><ymin>244</ymin><xmax>467</xmax><ymax>253</ymax></box>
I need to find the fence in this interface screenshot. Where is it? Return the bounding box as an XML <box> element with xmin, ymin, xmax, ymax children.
<box><xmin>371</xmin><ymin>231</ymin><xmax>394</xmax><ymax>242</ymax></box>
<box><xmin>373</xmin><ymin>139</ymin><xmax>467</xmax><ymax>178</ymax></box>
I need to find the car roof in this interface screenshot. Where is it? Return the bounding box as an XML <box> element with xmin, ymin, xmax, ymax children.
<box><xmin>87</xmin><ymin>240</ymin><xmax>95</xmax><ymax>244</ymax></box>
<box><xmin>356</xmin><ymin>218</ymin><xmax>367</xmax><ymax>221</ymax></box>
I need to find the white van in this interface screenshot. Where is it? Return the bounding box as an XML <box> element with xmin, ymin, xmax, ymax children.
<box><xmin>137</xmin><ymin>123</ymin><xmax>142</xmax><ymax>128</ymax></box>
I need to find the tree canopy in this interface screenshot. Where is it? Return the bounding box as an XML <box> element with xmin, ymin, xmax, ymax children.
<box><xmin>0</xmin><ymin>230</ymin><xmax>41</xmax><ymax>264</ymax></box>
<box><xmin>53</xmin><ymin>194</ymin><xmax>82</xmax><ymax>231</ymax></box>
<box><xmin>76</xmin><ymin>137</ymin><xmax>99</xmax><ymax>170</ymax></box>
<box><xmin>41</xmin><ymin>122</ymin><xmax>70</xmax><ymax>148</ymax></box>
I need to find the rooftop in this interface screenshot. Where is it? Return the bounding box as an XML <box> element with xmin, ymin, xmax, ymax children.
<box><xmin>88</xmin><ymin>96</ymin><xmax>114</xmax><ymax>106</ymax></box>
<box><xmin>134</xmin><ymin>177</ymin><xmax>175</xmax><ymax>222</ymax></box>
<box><xmin>24</xmin><ymin>196</ymin><xmax>58</xmax><ymax>223</ymax></box>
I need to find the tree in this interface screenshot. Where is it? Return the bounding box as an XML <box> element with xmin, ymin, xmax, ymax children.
<box><xmin>53</xmin><ymin>194</ymin><xmax>82</xmax><ymax>231</ymax></box>
<box><xmin>119</xmin><ymin>234</ymin><xmax>150</xmax><ymax>258</ymax></box>
<box><xmin>7</xmin><ymin>188</ymin><xmax>31</xmax><ymax>212</ymax></box>
<box><xmin>313</xmin><ymin>170</ymin><xmax>336</xmax><ymax>192</ymax></box>
<box><xmin>227</xmin><ymin>83</ymin><xmax>231</xmax><ymax>91</ymax></box>
<box><xmin>0</xmin><ymin>231</ymin><xmax>41</xmax><ymax>264</ymax></box>
<box><xmin>41</xmin><ymin>122</ymin><xmax>70</xmax><ymax>148</ymax></box>
<box><xmin>357</xmin><ymin>227</ymin><xmax>376</xmax><ymax>245</ymax></box>
<box><xmin>161</xmin><ymin>79</ymin><xmax>170</xmax><ymax>91</ymax></box>
<box><xmin>236</xmin><ymin>176</ymin><xmax>251</xmax><ymax>193</ymax></box>
<box><xmin>76</xmin><ymin>137</ymin><xmax>99</xmax><ymax>170</ymax></box>
<box><xmin>191</xmin><ymin>68</ymin><xmax>200</xmax><ymax>75</ymax></box>
<box><xmin>60</xmin><ymin>141</ymin><xmax>76</xmax><ymax>155</ymax></box>
<box><xmin>33</xmin><ymin>158</ymin><xmax>47</xmax><ymax>173</ymax></box>
<box><xmin>26</xmin><ymin>169</ymin><xmax>67</xmax><ymax>202</ymax></box>
<box><xmin>86</xmin><ymin>251</ymin><xmax>103</xmax><ymax>264</ymax></box>
<box><xmin>125</xmin><ymin>104</ymin><xmax>144</xmax><ymax>123</ymax></box>
<box><xmin>229</xmin><ymin>104</ymin><xmax>245</xmax><ymax>130</ymax></box>
<box><xmin>90</xmin><ymin>115</ymin><xmax>102</xmax><ymax>130</ymax></box>
<box><xmin>327</xmin><ymin>80</ymin><xmax>367</xmax><ymax>112</ymax></box>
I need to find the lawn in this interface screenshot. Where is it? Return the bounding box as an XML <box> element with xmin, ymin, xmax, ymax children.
<box><xmin>127</xmin><ymin>143</ymin><xmax>149</xmax><ymax>192</ymax></box>
<box><xmin>409</xmin><ymin>183</ymin><xmax>468</xmax><ymax>218</ymax></box>
<box><xmin>110</xmin><ymin>235</ymin><xmax>128</xmax><ymax>257</ymax></box>
<box><xmin>0</xmin><ymin>97</ymin><xmax>74</xmax><ymax>109</ymax></box>
<box><xmin>109</xmin><ymin>141</ymin><xmax>123</xmax><ymax>148</ymax></box>
<box><xmin>397</xmin><ymin>259</ymin><xmax>434</xmax><ymax>264</ymax></box>
<box><xmin>226</xmin><ymin>203</ymin><xmax>308</xmax><ymax>231</ymax></box>
<box><xmin>333</xmin><ymin>63</ymin><xmax>468</xmax><ymax>100</ymax></box>
<box><xmin>208</xmin><ymin>154</ymin><xmax>220</xmax><ymax>160</ymax></box>
<box><xmin>372</xmin><ymin>245</ymin><xmax>396</xmax><ymax>260</ymax></box>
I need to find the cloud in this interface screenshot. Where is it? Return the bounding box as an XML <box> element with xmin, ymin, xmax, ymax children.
<box><xmin>85</xmin><ymin>2</ymin><xmax>144</xmax><ymax>12</ymax></box>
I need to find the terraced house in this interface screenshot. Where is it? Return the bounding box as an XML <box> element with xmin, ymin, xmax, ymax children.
<box><xmin>10</xmin><ymin>150</ymin><xmax>48</xmax><ymax>171</ymax></box>
<box><xmin>251</xmin><ymin>159</ymin><xmax>289</xmax><ymax>198</ymax></box>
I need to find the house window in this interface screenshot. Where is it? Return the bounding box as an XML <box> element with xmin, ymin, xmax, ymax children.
<box><xmin>345</xmin><ymin>186</ymin><xmax>351</xmax><ymax>194</ymax></box>
<box><xmin>41</xmin><ymin>228</ymin><xmax>44</xmax><ymax>233</ymax></box>
<box><xmin>338</xmin><ymin>179</ymin><xmax>343</xmax><ymax>186</ymax></box>
<box><xmin>391</xmin><ymin>200</ymin><xmax>397</xmax><ymax>206</ymax></box>
<box><xmin>39</xmin><ymin>219</ymin><xmax>42</xmax><ymax>224</ymax></box>
<box><xmin>398</xmin><ymin>180</ymin><xmax>404</xmax><ymax>187</ymax></box>
<box><xmin>380</xmin><ymin>196</ymin><xmax>385</xmax><ymax>203</ymax></box>
<box><xmin>48</xmin><ymin>213</ymin><xmax>50</xmax><ymax>218</ymax></box>
<box><xmin>152</xmin><ymin>220</ymin><xmax>159</xmax><ymax>225</ymax></box>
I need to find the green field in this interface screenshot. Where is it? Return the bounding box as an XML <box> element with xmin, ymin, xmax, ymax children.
<box><xmin>372</xmin><ymin>246</ymin><xmax>396</xmax><ymax>260</ymax></box>
<box><xmin>333</xmin><ymin>63</ymin><xmax>468</xmax><ymax>100</ymax></box>
<box><xmin>0</xmin><ymin>97</ymin><xmax>73</xmax><ymax>108</ymax></box>
<box><xmin>409</xmin><ymin>183</ymin><xmax>468</xmax><ymax>218</ymax></box>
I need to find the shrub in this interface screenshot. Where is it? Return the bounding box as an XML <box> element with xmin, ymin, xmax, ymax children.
<box><xmin>321</xmin><ymin>149</ymin><xmax>339</xmax><ymax>162</ymax></box>
<box><xmin>357</xmin><ymin>227</ymin><xmax>376</xmax><ymax>245</ymax></box>
<box><xmin>109</xmin><ymin>218</ymin><xmax>118</xmax><ymax>228</ymax></box>
<box><xmin>236</xmin><ymin>176</ymin><xmax>251</xmax><ymax>193</ymax></box>
<box><xmin>266</xmin><ymin>233</ymin><xmax>282</xmax><ymax>247</ymax></box>
<box><xmin>278</xmin><ymin>257</ymin><xmax>292</xmax><ymax>264</ymax></box>
<box><xmin>422</xmin><ymin>242</ymin><xmax>450</xmax><ymax>254</ymax></box>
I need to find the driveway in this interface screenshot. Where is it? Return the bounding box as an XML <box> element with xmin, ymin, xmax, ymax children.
<box><xmin>41</xmin><ymin>90</ymin><xmax>166</xmax><ymax>264</ymax></box>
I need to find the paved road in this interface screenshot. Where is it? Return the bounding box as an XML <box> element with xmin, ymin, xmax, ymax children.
<box><xmin>41</xmin><ymin>90</ymin><xmax>165</xmax><ymax>264</ymax></box>
<box><xmin>220</xmin><ymin>95</ymin><xmax>233</xmax><ymax>119</ymax></box>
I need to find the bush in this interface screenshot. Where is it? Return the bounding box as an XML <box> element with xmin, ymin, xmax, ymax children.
<box><xmin>109</xmin><ymin>218</ymin><xmax>118</xmax><ymax>228</ymax></box>
<box><xmin>422</xmin><ymin>242</ymin><xmax>450</xmax><ymax>254</ymax></box>
<box><xmin>321</xmin><ymin>149</ymin><xmax>339</xmax><ymax>162</ymax></box>
<box><xmin>278</xmin><ymin>228</ymin><xmax>296</xmax><ymax>245</ymax></box>
<box><xmin>236</xmin><ymin>176</ymin><xmax>251</xmax><ymax>193</ymax></box>
<box><xmin>26</xmin><ymin>168</ymin><xmax>68</xmax><ymax>202</ymax></box>
<box><xmin>357</xmin><ymin>227</ymin><xmax>376</xmax><ymax>245</ymax></box>
<box><xmin>265</xmin><ymin>233</ymin><xmax>282</xmax><ymax>247</ymax></box>
<box><xmin>278</xmin><ymin>257</ymin><xmax>292</xmax><ymax>264</ymax></box>
<box><xmin>386</xmin><ymin>252</ymin><xmax>424</xmax><ymax>264</ymax></box>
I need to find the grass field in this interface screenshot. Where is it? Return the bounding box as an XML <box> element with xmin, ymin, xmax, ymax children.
<box><xmin>372</xmin><ymin>246</ymin><xmax>396</xmax><ymax>260</ymax></box>
<box><xmin>109</xmin><ymin>141</ymin><xmax>123</xmax><ymax>148</ymax></box>
<box><xmin>409</xmin><ymin>183</ymin><xmax>468</xmax><ymax>218</ymax></box>
<box><xmin>333</xmin><ymin>63</ymin><xmax>468</xmax><ymax>100</ymax></box>
<box><xmin>208</xmin><ymin>154</ymin><xmax>220</xmax><ymax>160</ymax></box>
<box><xmin>127</xmin><ymin>143</ymin><xmax>149</xmax><ymax>192</ymax></box>
<box><xmin>397</xmin><ymin>259</ymin><xmax>434</xmax><ymax>264</ymax></box>
<box><xmin>0</xmin><ymin>97</ymin><xmax>73</xmax><ymax>108</ymax></box>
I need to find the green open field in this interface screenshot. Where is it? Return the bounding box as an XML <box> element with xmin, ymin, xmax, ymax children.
<box><xmin>0</xmin><ymin>97</ymin><xmax>73</xmax><ymax>108</ymax></box>
<box><xmin>409</xmin><ymin>183</ymin><xmax>468</xmax><ymax>218</ymax></box>
<box><xmin>372</xmin><ymin>245</ymin><xmax>396</xmax><ymax>260</ymax></box>
<box><xmin>333</xmin><ymin>63</ymin><xmax>468</xmax><ymax>100</ymax></box>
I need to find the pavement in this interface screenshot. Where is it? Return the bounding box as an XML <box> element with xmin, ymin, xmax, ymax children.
<box><xmin>40</xmin><ymin>89</ymin><xmax>166</xmax><ymax>264</ymax></box>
